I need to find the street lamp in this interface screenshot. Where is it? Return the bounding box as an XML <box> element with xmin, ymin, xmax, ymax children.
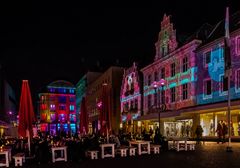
<box><xmin>152</xmin><ymin>79</ymin><xmax>166</xmax><ymax>135</ymax></box>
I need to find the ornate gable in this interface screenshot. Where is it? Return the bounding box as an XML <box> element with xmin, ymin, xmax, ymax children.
<box><xmin>155</xmin><ymin>14</ymin><xmax>178</xmax><ymax>60</ymax></box>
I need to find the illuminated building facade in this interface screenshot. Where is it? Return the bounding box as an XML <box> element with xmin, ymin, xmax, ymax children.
<box><xmin>120</xmin><ymin>62</ymin><xmax>142</xmax><ymax>134</ymax></box>
<box><xmin>76</xmin><ymin>72</ymin><xmax>102</xmax><ymax>131</ymax></box>
<box><xmin>39</xmin><ymin>80</ymin><xmax>76</xmax><ymax>135</ymax></box>
<box><xmin>196</xmin><ymin>12</ymin><xmax>240</xmax><ymax>137</ymax></box>
<box><xmin>86</xmin><ymin>66</ymin><xmax>124</xmax><ymax>134</ymax></box>
<box><xmin>141</xmin><ymin>14</ymin><xmax>203</xmax><ymax>136</ymax></box>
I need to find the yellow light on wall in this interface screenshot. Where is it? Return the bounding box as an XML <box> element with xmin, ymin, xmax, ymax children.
<box><xmin>137</xmin><ymin>121</ymin><xmax>141</xmax><ymax>127</ymax></box>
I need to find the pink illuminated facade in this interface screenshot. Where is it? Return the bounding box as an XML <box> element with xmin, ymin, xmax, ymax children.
<box><xmin>120</xmin><ymin>62</ymin><xmax>142</xmax><ymax>133</ymax></box>
<box><xmin>141</xmin><ymin>14</ymin><xmax>201</xmax><ymax>136</ymax></box>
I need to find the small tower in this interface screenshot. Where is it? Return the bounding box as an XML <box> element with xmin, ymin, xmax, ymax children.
<box><xmin>155</xmin><ymin>14</ymin><xmax>178</xmax><ymax>60</ymax></box>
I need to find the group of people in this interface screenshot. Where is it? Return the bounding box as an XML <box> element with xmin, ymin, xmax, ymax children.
<box><xmin>216</xmin><ymin>120</ymin><xmax>228</xmax><ymax>144</ymax></box>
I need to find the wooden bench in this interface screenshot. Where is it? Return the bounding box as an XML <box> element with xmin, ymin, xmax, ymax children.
<box><xmin>116</xmin><ymin>147</ymin><xmax>128</xmax><ymax>157</ymax></box>
<box><xmin>13</xmin><ymin>153</ymin><xmax>25</xmax><ymax>167</ymax></box>
<box><xmin>151</xmin><ymin>145</ymin><xmax>161</xmax><ymax>154</ymax></box>
<box><xmin>86</xmin><ymin>150</ymin><xmax>99</xmax><ymax>159</ymax></box>
<box><xmin>129</xmin><ymin>147</ymin><xmax>136</xmax><ymax>156</ymax></box>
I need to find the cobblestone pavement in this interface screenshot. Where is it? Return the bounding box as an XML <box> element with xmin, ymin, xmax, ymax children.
<box><xmin>9</xmin><ymin>142</ymin><xmax>240</xmax><ymax>168</ymax></box>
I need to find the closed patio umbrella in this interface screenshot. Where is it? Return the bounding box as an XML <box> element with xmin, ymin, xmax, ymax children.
<box><xmin>79</xmin><ymin>97</ymin><xmax>88</xmax><ymax>134</ymax></box>
<box><xmin>18</xmin><ymin>80</ymin><xmax>35</xmax><ymax>156</ymax></box>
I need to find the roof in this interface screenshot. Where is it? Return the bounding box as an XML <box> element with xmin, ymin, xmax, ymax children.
<box><xmin>47</xmin><ymin>80</ymin><xmax>75</xmax><ymax>88</ymax></box>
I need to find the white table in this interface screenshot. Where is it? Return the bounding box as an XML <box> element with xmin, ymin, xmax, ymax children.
<box><xmin>129</xmin><ymin>140</ymin><xmax>150</xmax><ymax>155</ymax></box>
<box><xmin>100</xmin><ymin>143</ymin><xmax>115</xmax><ymax>159</ymax></box>
<box><xmin>168</xmin><ymin>137</ymin><xmax>188</xmax><ymax>151</ymax></box>
<box><xmin>51</xmin><ymin>146</ymin><xmax>67</xmax><ymax>163</ymax></box>
<box><xmin>0</xmin><ymin>150</ymin><xmax>9</xmax><ymax>167</ymax></box>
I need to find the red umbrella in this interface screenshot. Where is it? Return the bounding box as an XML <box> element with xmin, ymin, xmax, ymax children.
<box><xmin>100</xmin><ymin>84</ymin><xmax>111</xmax><ymax>137</ymax></box>
<box><xmin>18</xmin><ymin>80</ymin><xmax>35</xmax><ymax>155</ymax></box>
<box><xmin>79</xmin><ymin>97</ymin><xmax>88</xmax><ymax>134</ymax></box>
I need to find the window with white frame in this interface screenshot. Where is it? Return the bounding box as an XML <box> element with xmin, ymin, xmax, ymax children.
<box><xmin>204</xmin><ymin>51</ymin><xmax>211</xmax><ymax>66</ymax></box>
<box><xmin>221</xmin><ymin>75</ymin><xmax>228</xmax><ymax>93</ymax></box>
<box><xmin>182</xmin><ymin>83</ymin><xmax>188</xmax><ymax>100</ymax></box>
<box><xmin>182</xmin><ymin>57</ymin><xmax>188</xmax><ymax>72</ymax></box>
<box><xmin>204</xmin><ymin>79</ymin><xmax>212</xmax><ymax>96</ymax></box>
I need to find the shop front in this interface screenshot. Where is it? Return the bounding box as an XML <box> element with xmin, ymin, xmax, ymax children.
<box><xmin>200</xmin><ymin>110</ymin><xmax>240</xmax><ymax>137</ymax></box>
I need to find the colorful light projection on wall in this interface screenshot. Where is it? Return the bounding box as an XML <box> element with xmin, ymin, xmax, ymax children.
<box><xmin>143</xmin><ymin>67</ymin><xmax>197</xmax><ymax>97</ymax></box>
<box><xmin>208</xmin><ymin>46</ymin><xmax>224</xmax><ymax>82</ymax></box>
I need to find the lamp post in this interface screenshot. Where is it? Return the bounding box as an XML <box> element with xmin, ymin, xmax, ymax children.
<box><xmin>152</xmin><ymin>79</ymin><xmax>166</xmax><ymax>135</ymax></box>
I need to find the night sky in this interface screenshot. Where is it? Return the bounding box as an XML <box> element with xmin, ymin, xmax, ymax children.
<box><xmin>0</xmin><ymin>1</ymin><xmax>238</xmax><ymax>103</ymax></box>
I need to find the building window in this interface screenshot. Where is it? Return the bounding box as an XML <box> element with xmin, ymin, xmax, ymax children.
<box><xmin>182</xmin><ymin>83</ymin><xmax>188</xmax><ymax>100</ymax></box>
<box><xmin>50</xmin><ymin>104</ymin><xmax>56</xmax><ymax>111</ymax></box>
<box><xmin>41</xmin><ymin>104</ymin><xmax>47</xmax><ymax>110</ymax></box>
<box><xmin>148</xmin><ymin>74</ymin><xmax>152</xmax><ymax>86</ymax></box>
<box><xmin>171</xmin><ymin>63</ymin><xmax>176</xmax><ymax>77</ymax></box>
<box><xmin>130</xmin><ymin>101</ymin><xmax>134</xmax><ymax>110</ymax></box>
<box><xmin>204</xmin><ymin>51</ymin><xmax>211</xmax><ymax>66</ymax></box>
<box><xmin>171</xmin><ymin>87</ymin><xmax>176</xmax><ymax>103</ymax></box>
<box><xmin>237</xmin><ymin>37</ymin><xmax>240</xmax><ymax>55</ymax></box>
<box><xmin>161</xmin><ymin>68</ymin><xmax>165</xmax><ymax>79</ymax></box>
<box><xmin>154</xmin><ymin>93</ymin><xmax>157</xmax><ymax>106</ymax></box>
<box><xmin>182</xmin><ymin>57</ymin><xmax>188</xmax><ymax>72</ymax></box>
<box><xmin>220</xmin><ymin>75</ymin><xmax>228</xmax><ymax>95</ymax></box>
<box><xmin>236</xmin><ymin>69</ymin><xmax>240</xmax><ymax>90</ymax></box>
<box><xmin>148</xmin><ymin>95</ymin><xmax>152</xmax><ymax>108</ymax></box>
<box><xmin>59</xmin><ymin>105</ymin><xmax>66</xmax><ymax>110</ymax></box>
<box><xmin>204</xmin><ymin>80</ymin><xmax>212</xmax><ymax>95</ymax></box>
<box><xmin>161</xmin><ymin>90</ymin><xmax>165</xmax><ymax>104</ymax></box>
<box><xmin>58</xmin><ymin>96</ymin><xmax>66</xmax><ymax>103</ymax></box>
<box><xmin>154</xmin><ymin>71</ymin><xmax>158</xmax><ymax>81</ymax></box>
<box><xmin>69</xmin><ymin>89</ymin><xmax>74</xmax><ymax>94</ymax></box>
<box><xmin>134</xmin><ymin>99</ymin><xmax>138</xmax><ymax>109</ymax></box>
<box><xmin>70</xmin><ymin>105</ymin><xmax>74</xmax><ymax>111</ymax></box>
<box><xmin>69</xmin><ymin>97</ymin><xmax>75</xmax><ymax>102</ymax></box>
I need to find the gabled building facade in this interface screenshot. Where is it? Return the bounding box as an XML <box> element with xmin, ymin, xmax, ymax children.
<box><xmin>120</xmin><ymin>62</ymin><xmax>142</xmax><ymax>134</ymax></box>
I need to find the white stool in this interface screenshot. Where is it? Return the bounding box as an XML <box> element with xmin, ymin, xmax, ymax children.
<box><xmin>13</xmin><ymin>153</ymin><xmax>25</xmax><ymax>167</ymax></box>
<box><xmin>88</xmin><ymin>150</ymin><xmax>99</xmax><ymax>159</ymax></box>
<box><xmin>151</xmin><ymin>145</ymin><xmax>160</xmax><ymax>154</ymax></box>
<box><xmin>129</xmin><ymin>147</ymin><xmax>136</xmax><ymax>156</ymax></box>
<box><xmin>117</xmin><ymin>148</ymin><xmax>128</xmax><ymax>157</ymax></box>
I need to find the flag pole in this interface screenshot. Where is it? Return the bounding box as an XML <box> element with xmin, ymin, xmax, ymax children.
<box><xmin>224</xmin><ymin>6</ymin><xmax>232</xmax><ymax>152</ymax></box>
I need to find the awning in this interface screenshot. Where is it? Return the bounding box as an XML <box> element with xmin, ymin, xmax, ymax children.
<box><xmin>136</xmin><ymin>110</ymin><xmax>180</xmax><ymax>121</ymax></box>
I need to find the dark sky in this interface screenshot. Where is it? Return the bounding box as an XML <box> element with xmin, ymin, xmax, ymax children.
<box><xmin>0</xmin><ymin>1</ymin><xmax>239</xmax><ymax>102</ymax></box>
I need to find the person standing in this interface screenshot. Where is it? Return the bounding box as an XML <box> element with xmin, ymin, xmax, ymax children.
<box><xmin>216</xmin><ymin>121</ymin><xmax>223</xmax><ymax>144</ymax></box>
<box><xmin>222</xmin><ymin>121</ymin><xmax>228</xmax><ymax>143</ymax></box>
<box><xmin>195</xmin><ymin>125</ymin><xmax>203</xmax><ymax>145</ymax></box>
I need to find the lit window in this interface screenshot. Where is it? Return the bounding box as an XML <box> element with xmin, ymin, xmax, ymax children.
<box><xmin>70</xmin><ymin>105</ymin><xmax>74</xmax><ymax>111</ymax></box>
